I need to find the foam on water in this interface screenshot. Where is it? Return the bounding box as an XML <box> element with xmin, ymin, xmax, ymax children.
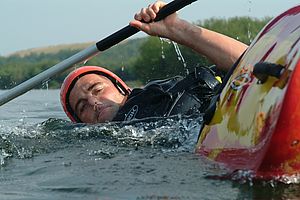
<box><xmin>0</xmin><ymin>115</ymin><xmax>203</xmax><ymax>166</ymax></box>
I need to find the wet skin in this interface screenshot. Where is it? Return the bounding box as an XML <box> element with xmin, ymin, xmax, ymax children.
<box><xmin>69</xmin><ymin>74</ymin><xmax>127</xmax><ymax>123</ymax></box>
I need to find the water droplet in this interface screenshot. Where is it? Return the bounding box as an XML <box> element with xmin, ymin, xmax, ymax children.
<box><xmin>159</xmin><ymin>38</ymin><xmax>166</xmax><ymax>60</ymax></box>
<box><xmin>159</xmin><ymin>37</ymin><xmax>188</xmax><ymax>73</ymax></box>
<box><xmin>42</xmin><ymin>80</ymin><xmax>49</xmax><ymax>90</ymax></box>
<box><xmin>83</xmin><ymin>59</ymin><xmax>89</xmax><ymax>65</ymax></box>
<box><xmin>172</xmin><ymin>41</ymin><xmax>188</xmax><ymax>73</ymax></box>
<box><xmin>291</xmin><ymin>140</ymin><xmax>299</xmax><ymax>146</ymax></box>
<box><xmin>62</xmin><ymin>162</ymin><xmax>72</xmax><ymax>167</ymax></box>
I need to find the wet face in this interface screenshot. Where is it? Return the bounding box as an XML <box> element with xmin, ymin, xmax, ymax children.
<box><xmin>69</xmin><ymin>74</ymin><xmax>127</xmax><ymax>123</ymax></box>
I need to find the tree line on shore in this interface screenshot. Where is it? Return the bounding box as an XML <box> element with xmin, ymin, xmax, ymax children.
<box><xmin>0</xmin><ymin>16</ymin><xmax>271</xmax><ymax>89</ymax></box>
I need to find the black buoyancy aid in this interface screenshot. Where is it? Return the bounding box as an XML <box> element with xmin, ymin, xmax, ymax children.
<box><xmin>112</xmin><ymin>66</ymin><xmax>221</xmax><ymax>122</ymax></box>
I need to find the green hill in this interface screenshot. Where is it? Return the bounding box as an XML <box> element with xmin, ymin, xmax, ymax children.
<box><xmin>0</xmin><ymin>38</ymin><xmax>147</xmax><ymax>89</ymax></box>
<box><xmin>9</xmin><ymin>38</ymin><xmax>146</xmax><ymax>68</ymax></box>
<box><xmin>9</xmin><ymin>42</ymin><xmax>95</xmax><ymax>57</ymax></box>
<box><xmin>0</xmin><ymin>16</ymin><xmax>272</xmax><ymax>89</ymax></box>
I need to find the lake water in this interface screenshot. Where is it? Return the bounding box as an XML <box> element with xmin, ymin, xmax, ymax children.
<box><xmin>0</xmin><ymin>90</ymin><xmax>300</xmax><ymax>200</ymax></box>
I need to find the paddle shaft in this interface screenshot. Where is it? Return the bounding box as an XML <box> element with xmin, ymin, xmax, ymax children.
<box><xmin>0</xmin><ymin>0</ymin><xmax>197</xmax><ymax>106</ymax></box>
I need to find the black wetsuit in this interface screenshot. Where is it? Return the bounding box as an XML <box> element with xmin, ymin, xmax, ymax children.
<box><xmin>113</xmin><ymin>66</ymin><xmax>222</xmax><ymax>122</ymax></box>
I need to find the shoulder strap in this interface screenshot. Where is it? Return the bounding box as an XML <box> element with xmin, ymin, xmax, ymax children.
<box><xmin>167</xmin><ymin>65</ymin><xmax>220</xmax><ymax>94</ymax></box>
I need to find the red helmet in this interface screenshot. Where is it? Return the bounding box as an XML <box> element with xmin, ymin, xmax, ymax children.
<box><xmin>60</xmin><ymin>66</ymin><xmax>131</xmax><ymax>122</ymax></box>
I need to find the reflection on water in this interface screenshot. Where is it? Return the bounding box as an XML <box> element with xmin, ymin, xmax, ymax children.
<box><xmin>0</xmin><ymin>90</ymin><xmax>300</xmax><ymax>200</ymax></box>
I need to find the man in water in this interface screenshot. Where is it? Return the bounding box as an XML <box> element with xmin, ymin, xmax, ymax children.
<box><xmin>60</xmin><ymin>1</ymin><xmax>248</xmax><ymax>123</ymax></box>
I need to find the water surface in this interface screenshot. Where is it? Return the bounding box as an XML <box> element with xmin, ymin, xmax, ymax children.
<box><xmin>0</xmin><ymin>90</ymin><xmax>299</xmax><ymax>200</ymax></box>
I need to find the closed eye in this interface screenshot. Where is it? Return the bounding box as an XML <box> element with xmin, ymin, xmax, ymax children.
<box><xmin>79</xmin><ymin>102</ymin><xmax>87</xmax><ymax>114</ymax></box>
<box><xmin>88</xmin><ymin>82</ymin><xmax>103</xmax><ymax>91</ymax></box>
<box><xmin>92</xmin><ymin>84</ymin><xmax>104</xmax><ymax>96</ymax></box>
<box><xmin>75</xmin><ymin>99</ymin><xmax>87</xmax><ymax>115</ymax></box>
<box><xmin>87</xmin><ymin>82</ymin><xmax>104</xmax><ymax>96</ymax></box>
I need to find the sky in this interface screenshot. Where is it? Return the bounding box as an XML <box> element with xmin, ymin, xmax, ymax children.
<box><xmin>0</xmin><ymin>0</ymin><xmax>299</xmax><ymax>56</ymax></box>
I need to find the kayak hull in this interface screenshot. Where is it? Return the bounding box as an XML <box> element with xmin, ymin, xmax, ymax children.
<box><xmin>196</xmin><ymin>5</ymin><xmax>300</xmax><ymax>178</ymax></box>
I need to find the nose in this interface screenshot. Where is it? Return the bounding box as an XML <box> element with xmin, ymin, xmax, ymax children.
<box><xmin>87</xmin><ymin>94</ymin><xmax>103</xmax><ymax>111</ymax></box>
<box><xmin>87</xmin><ymin>94</ymin><xmax>99</xmax><ymax>106</ymax></box>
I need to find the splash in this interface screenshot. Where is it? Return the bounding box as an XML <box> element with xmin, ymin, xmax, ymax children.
<box><xmin>229</xmin><ymin>169</ymin><xmax>300</xmax><ymax>186</ymax></box>
<box><xmin>172</xmin><ymin>41</ymin><xmax>187</xmax><ymax>69</ymax></box>
<box><xmin>160</xmin><ymin>38</ymin><xmax>188</xmax><ymax>74</ymax></box>
<box><xmin>277</xmin><ymin>174</ymin><xmax>300</xmax><ymax>184</ymax></box>
<box><xmin>230</xmin><ymin>169</ymin><xmax>256</xmax><ymax>186</ymax></box>
<box><xmin>42</xmin><ymin>80</ymin><xmax>49</xmax><ymax>90</ymax></box>
<box><xmin>0</xmin><ymin>148</ymin><xmax>12</xmax><ymax>166</ymax></box>
<box><xmin>0</xmin><ymin>115</ymin><xmax>203</xmax><ymax>165</ymax></box>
